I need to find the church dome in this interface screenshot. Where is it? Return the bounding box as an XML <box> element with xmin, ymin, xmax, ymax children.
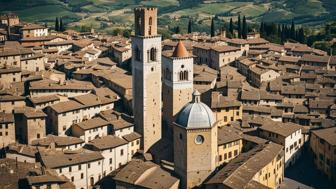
<box><xmin>172</xmin><ymin>41</ymin><xmax>189</xmax><ymax>58</ymax></box>
<box><xmin>176</xmin><ymin>90</ymin><xmax>215</xmax><ymax>129</ymax></box>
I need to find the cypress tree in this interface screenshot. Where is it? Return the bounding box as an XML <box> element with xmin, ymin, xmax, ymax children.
<box><xmin>298</xmin><ymin>28</ymin><xmax>305</xmax><ymax>43</ymax></box>
<box><xmin>238</xmin><ymin>14</ymin><xmax>241</xmax><ymax>38</ymax></box>
<box><xmin>277</xmin><ymin>24</ymin><xmax>281</xmax><ymax>37</ymax></box>
<box><xmin>229</xmin><ymin>18</ymin><xmax>234</xmax><ymax>35</ymax></box>
<box><xmin>188</xmin><ymin>18</ymin><xmax>192</xmax><ymax>33</ymax></box>
<box><xmin>290</xmin><ymin>20</ymin><xmax>295</xmax><ymax>39</ymax></box>
<box><xmin>283</xmin><ymin>24</ymin><xmax>287</xmax><ymax>39</ymax></box>
<box><xmin>62</xmin><ymin>18</ymin><xmax>66</xmax><ymax>31</ymax></box>
<box><xmin>271</xmin><ymin>23</ymin><xmax>277</xmax><ymax>36</ymax></box>
<box><xmin>301</xmin><ymin>28</ymin><xmax>305</xmax><ymax>43</ymax></box>
<box><xmin>55</xmin><ymin>17</ymin><xmax>59</xmax><ymax>31</ymax></box>
<box><xmin>175</xmin><ymin>26</ymin><xmax>180</xmax><ymax>34</ymax></box>
<box><xmin>281</xmin><ymin>24</ymin><xmax>285</xmax><ymax>44</ymax></box>
<box><xmin>264</xmin><ymin>22</ymin><xmax>270</xmax><ymax>36</ymax></box>
<box><xmin>60</xmin><ymin>18</ymin><xmax>64</xmax><ymax>32</ymax></box>
<box><xmin>242</xmin><ymin>16</ymin><xmax>247</xmax><ymax>39</ymax></box>
<box><xmin>286</xmin><ymin>25</ymin><xmax>291</xmax><ymax>39</ymax></box>
<box><xmin>211</xmin><ymin>17</ymin><xmax>215</xmax><ymax>37</ymax></box>
<box><xmin>260</xmin><ymin>21</ymin><xmax>264</xmax><ymax>37</ymax></box>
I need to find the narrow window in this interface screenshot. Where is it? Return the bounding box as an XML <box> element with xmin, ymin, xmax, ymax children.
<box><xmin>150</xmin><ymin>48</ymin><xmax>156</xmax><ymax>61</ymax></box>
<box><xmin>149</xmin><ymin>17</ymin><xmax>153</xmax><ymax>25</ymax></box>
<box><xmin>183</xmin><ymin>71</ymin><xmax>188</xmax><ymax>80</ymax></box>
<box><xmin>179</xmin><ymin>71</ymin><xmax>183</xmax><ymax>81</ymax></box>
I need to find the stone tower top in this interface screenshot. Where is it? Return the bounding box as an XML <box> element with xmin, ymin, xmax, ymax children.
<box><xmin>172</xmin><ymin>41</ymin><xmax>189</xmax><ymax>58</ymax></box>
<box><xmin>134</xmin><ymin>7</ymin><xmax>158</xmax><ymax>37</ymax></box>
<box><xmin>175</xmin><ymin>89</ymin><xmax>215</xmax><ymax>129</ymax></box>
<box><xmin>192</xmin><ymin>90</ymin><xmax>201</xmax><ymax>103</ymax></box>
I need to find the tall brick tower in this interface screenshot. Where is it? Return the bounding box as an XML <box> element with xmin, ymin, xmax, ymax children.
<box><xmin>132</xmin><ymin>7</ymin><xmax>162</xmax><ymax>152</ymax></box>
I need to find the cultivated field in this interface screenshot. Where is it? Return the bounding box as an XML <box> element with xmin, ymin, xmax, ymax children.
<box><xmin>0</xmin><ymin>0</ymin><xmax>335</xmax><ymax>34</ymax></box>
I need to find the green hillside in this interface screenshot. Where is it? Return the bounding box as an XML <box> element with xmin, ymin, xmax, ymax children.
<box><xmin>0</xmin><ymin>0</ymin><xmax>335</xmax><ymax>34</ymax></box>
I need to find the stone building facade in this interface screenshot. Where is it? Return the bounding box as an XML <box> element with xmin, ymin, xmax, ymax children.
<box><xmin>0</xmin><ymin>95</ymin><xmax>25</xmax><ymax>113</ymax></box>
<box><xmin>39</xmin><ymin>150</ymin><xmax>104</xmax><ymax>189</ymax></box>
<box><xmin>217</xmin><ymin>126</ymin><xmax>243</xmax><ymax>165</ymax></box>
<box><xmin>84</xmin><ymin>135</ymin><xmax>129</xmax><ymax>176</ymax></box>
<box><xmin>0</xmin><ymin>113</ymin><xmax>15</xmax><ymax>148</ymax></box>
<box><xmin>310</xmin><ymin>127</ymin><xmax>336</xmax><ymax>183</ymax></box>
<box><xmin>15</xmin><ymin>108</ymin><xmax>47</xmax><ymax>144</ymax></box>
<box><xmin>211</xmin><ymin>92</ymin><xmax>242</xmax><ymax>127</ymax></box>
<box><xmin>0</xmin><ymin>14</ymin><xmax>19</xmax><ymax>27</ymax></box>
<box><xmin>205</xmin><ymin>143</ymin><xmax>284</xmax><ymax>189</ymax></box>
<box><xmin>258</xmin><ymin>122</ymin><xmax>303</xmax><ymax>167</ymax></box>
<box><xmin>20</xmin><ymin>23</ymin><xmax>48</xmax><ymax>39</ymax></box>
<box><xmin>71</xmin><ymin>117</ymin><xmax>109</xmax><ymax>143</ymax></box>
<box><xmin>0</xmin><ymin>67</ymin><xmax>21</xmax><ymax>89</ymax></box>
<box><xmin>193</xmin><ymin>44</ymin><xmax>242</xmax><ymax>70</ymax></box>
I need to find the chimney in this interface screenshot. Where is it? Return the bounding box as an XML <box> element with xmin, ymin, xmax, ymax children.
<box><xmin>15</xmin><ymin>157</ymin><xmax>18</xmax><ymax>170</ymax></box>
<box><xmin>220</xmin><ymin>27</ymin><xmax>226</xmax><ymax>38</ymax></box>
<box><xmin>7</xmin><ymin>26</ymin><xmax>10</xmax><ymax>40</ymax></box>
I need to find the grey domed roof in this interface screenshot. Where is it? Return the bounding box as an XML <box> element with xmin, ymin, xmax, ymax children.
<box><xmin>176</xmin><ymin>90</ymin><xmax>215</xmax><ymax>129</ymax></box>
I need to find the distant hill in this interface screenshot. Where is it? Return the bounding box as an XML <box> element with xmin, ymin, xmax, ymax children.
<box><xmin>0</xmin><ymin>0</ymin><xmax>335</xmax><ymax>33</ymax></box>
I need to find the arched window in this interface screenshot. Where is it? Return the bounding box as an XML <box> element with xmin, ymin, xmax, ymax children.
<box><xmin>179</xmin><ymin>71</ymin><xmax>183</xmax><ymax>81</ymax></box>
<box><xmin>150</xmin><ymin>48</ymin><xmax>156</xmax><ymax>61</ymax></box>
<box><xmin>184</xmin><ymin>71</ymin><xmax>188</xmax><ymax>81</ymax></box>
<box><xmin>90</xmin><ymin>177</ymin><xmax>94</xmax><ymax>186</ymax></box>
<box><xmin>135</xmin><ymin>46</ymin><xmax>141</xmax><ymax>61</ymax></box>
<box><xmin>149</xmin><ymin>17</ymin><xmax>153</xmax><ymax>25</ymax></box>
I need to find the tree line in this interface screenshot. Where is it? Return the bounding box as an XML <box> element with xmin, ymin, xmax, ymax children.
<box><xmin>175</xmin><ymin>15</ymin><xmax>306</xmax><ymax>45</ymax></box>
<box><xmin>260</xmin><ymin>21</ymin><xmax>305</xmax><ymax>44</ymax></box>
<box><xmin>227</xmin><ymin>15</ymin><xmax>248</xmax><ymax>39</ymax></box>
<box><xmin>182</xmin><ymin>15</ymin><xmax>249</xmax><ymax>39</ymax></box>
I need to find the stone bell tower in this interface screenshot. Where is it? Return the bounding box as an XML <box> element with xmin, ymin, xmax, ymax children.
<box><xmin>132</xmin><ymin>7</ymin><xmax>162</xmax><ymax>152</ymax></box>
<box><xmin>173</xmin><ymin>91</ymin><xmax>218</xmax><ymax>189</ymax></box>
<box><xmin>162</xmin><ymin>41</ymin><xmax>193</xmax><ymax>138</ymax></box>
